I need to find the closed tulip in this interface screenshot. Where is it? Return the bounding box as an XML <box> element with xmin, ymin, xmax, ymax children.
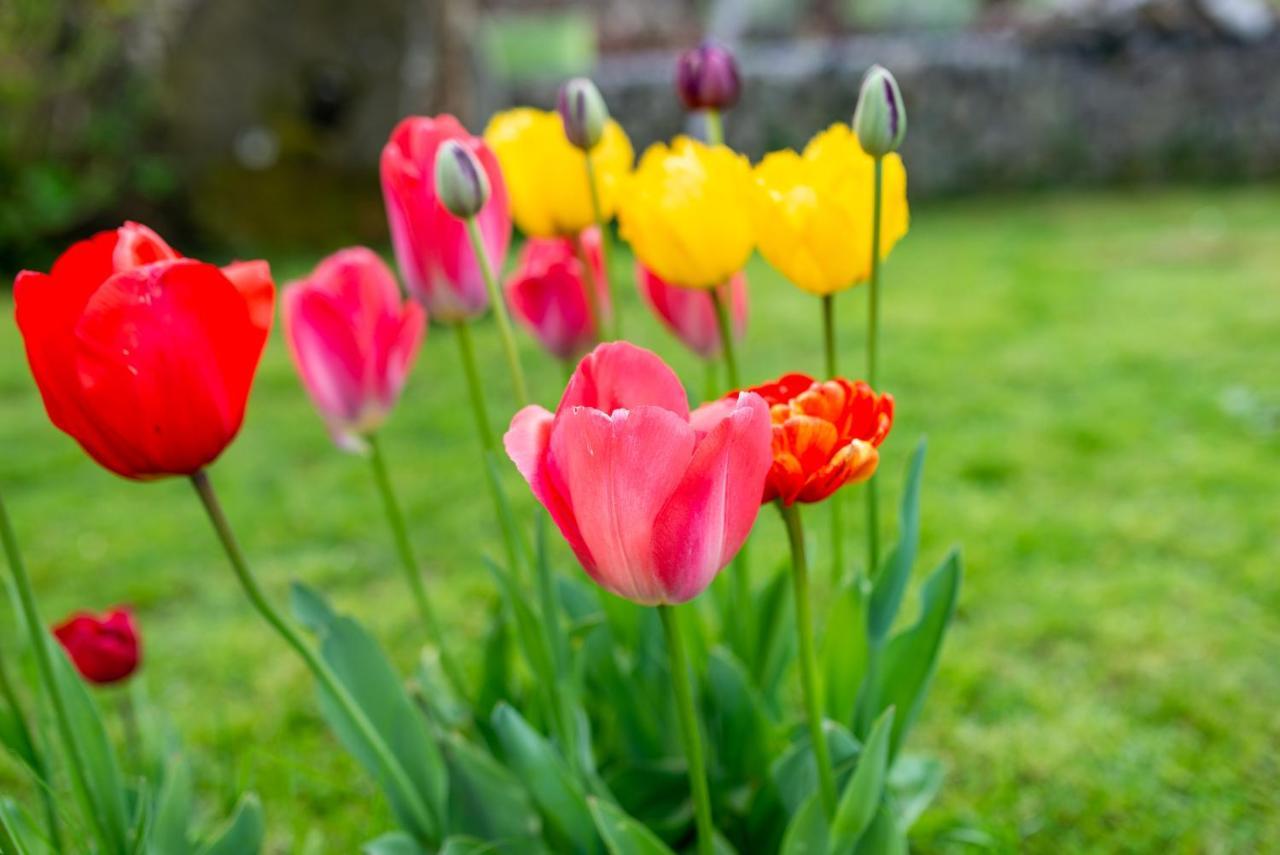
<box><xmin>504</xmin><ymin>342</ymin><xmax>772</xmax><ymax>605</ymax></box>
<box><xmin>14</xmin><ymin>222</ymin><xmax>274</xmax><ymax>480</ymax></box>
<box><xmin>506</xmin><ymin>227</ymin><xmax>610</xmax><ymax>362</ymax></box>
<box><xmin>283</xmin><ymin>247</ymin><xmax>426</xmax><ymax>452</ymax></box>
<box><xmin>636</xmin><ymin>263</ymin><xmax>748</xmax><ymax>360</ymax></box>
<box><xmin>752</xmin><ymin>123</ymin><xmax>908</xmax><ymax>296</ymax></box>
<box><xmin>380</xmin><ymin>114</ymin><xmax>511</xmax><ymax>321</ymax></box>
<box><xmin>618</xmin><ymin>137</ymin><xmax>755</xmax><ymax>290</ymax></box>
<box><xmin>52</xmin><ymin>608</ymin><xmax>140</xmax><ymax>685</ymax></box>
<box><xmin>484</xmin><ymin>107</ymin><xmax>634</xmax><ymax>237</ymax></box>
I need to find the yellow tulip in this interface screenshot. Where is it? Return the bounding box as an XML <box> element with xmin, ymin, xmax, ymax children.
<box><xmin>484</xmin><ymin>107</ymin><xmax>634</xmax><ymax>237</ymax></box>
<box><xmin>618</xmin><ymin>137</ymin><xmax>756</xmax><ymax>290</ymax></box>
<box><xmin>752</xmin><ymin>123</ymin><xmax>908</xmax><ymax>296</ymax></box>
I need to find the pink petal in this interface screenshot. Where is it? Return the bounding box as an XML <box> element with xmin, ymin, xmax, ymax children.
<box><xmin>558</xmin><ymin>342</ymin><xmax>690</xmax><ymax>421</ymax></box>
<box><xmin>505</xmin><ymin>405</ymin><xmax>595</xmax><ymax>572</ymax></box>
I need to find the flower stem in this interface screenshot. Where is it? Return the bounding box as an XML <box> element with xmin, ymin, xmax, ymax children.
<box><xmin>573</xmin><ymin>231</ymin><xmax>605</xmax><ymax>344</ymax></box>
<box><xmin>583</xmin><ymin>153</ymin><xmax>620</xmax><ymax>339</ymax></box>
<box><xmin>778</xmin><ymin>502</ymin><xmax>838</xmax><ymax>818</ymax></box>
<box><xmin>709</xmin><ymin>286</ymin><xmax>740</xmax><ymax>389</ymax></box>
<box><xmin>865</xmin><ymin>157</ymin><xmax>885</xmax><ymax>581</ymax></box>
<box><xmin>0</xmin><ymin>632</ymin><xmax>61</xmax><ymax>850</ymax></box>
<box><xmin>659</xmin><ymin>605</ymin><xmax>715</xmax><ymax>855</ymax></box>
<box><xmin>822</xmin><ymin>295</ymin><xmax>846</xmax><ymax>588</ymax></box>
<box><xmin>0</xmin><ymin>489</ymin><xmax>119</xmax><ymax>852</ymax></box>
<box><xmin>189</xmin><ymin>471</ymin><xmax>437</xmax><ymax>839</ymax></box>
<box><xmin>705</xmin><ymin>109</ymin><xmax>725</xmax><ymax>147</ymax></box>
<box><xmin>465</xmin><ymin>216</ymin><xmax>529</xmax><ymax>407</ymax></box>
<box><xmin>367</xmin><ymin>434</ymin><xmax>467</xmax><ymax>700</ymax></box>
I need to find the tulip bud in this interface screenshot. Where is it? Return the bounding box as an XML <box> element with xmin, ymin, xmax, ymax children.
<box><xmin>675</xmin><ymin>40</ymin><xmax>741</xmax><ymax>112</ymax></box>
<box><xmin>557</xmin><ymin>77</ymin><xmax>609</xmax><ymax>151</ymax></box>
<box><xmin>853</xmin><ymin>65</ymin><xmax>907</xmax><ymax>158</ymax></box>
<box><xmin>434</xmin><ymin>139</ymin><xmax>491</xmax><ymax>218</ymax></box>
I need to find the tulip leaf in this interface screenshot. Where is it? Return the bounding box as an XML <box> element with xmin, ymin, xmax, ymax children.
<box><xmin>475</xmin><ymin>599</ymin><xmax>513</xmax><ymax>718</ymax></box>
<box><xmin>442</xmin><ymin>732</ymin><xmax>542</xmax><ymax>842</ymax></box>
<box><xmin>702</xmin><ymin>647</ymin><xmax>776</xmax><ymax>784</ymax></box>
<box><xmin>587</xmin><ymin>797</ymin><xmax>676</xmax><ymax>855</ymax></box>
<box><xmin>770</xmin><ymin>721</ymin><xmax>860</xmax><ymax>815</ymax></box>
<box><xmin>889</xmin><ymin>755</ymin><xmax>944</xmax><ymax>831</ymax></box>
<box><xmin>491</xmin><ymin>702</ymin><xmax>601</xmax><ymax>854</ymax></box>
<box><xmin>0</xmin><ymin>690</ymin><xmax>40</xmax><ymax>781</ymax></box>
<box><xmin>0</xmin><ymin>797</ymin><xmax>51</xmax><ymax>855</ymax></box>
<box><xmin>195</xmin><ymin>793</ymin><xmax>263</xmax><ymax>855</ymax></box>
<box><xmin>750</xmin><ymin>565</ymin><xmax>797</xmax><ymax>703</ymax></box>
<box><xmin>779</xmin><ymin>792</ymin><xmax>828</xmax><ymax>855</ymax></box>
<box><xmin>148</xmin><ymin>753</ymin><xmax>194</xmax><ymax>855</ymax></box>
<box><xmin>852</xmin><ymin>800</ymin><xmax>907</xmax><ymax>855</ymax></box>
<box><xmin>868</xmin><ymin>440</ymin><xmax>927</xmax><ymax>644</ymax></box>
<box><xmin>436</xmin><ymin>835</ymin><xmax>551</xmax><ymax>855</ymax></box>
<box><xmin>290</xmin><ymin>582</ymin><xmax>446</xmax><ymax>843</ymax></box>
<box><xmin>362</xmin><ymin>831</ymin><xmax>429</xmax><ymax>855</ymax></box>
<box><xmin>821</xmin><ymin>578</ymin><xmax>868</xmax><ymax>727</ymax></box>
<box><xmin>415</xmin><ymin>650</ymin><xmax>472</xmax><ymax>730</ymax></box>
<box><xmin>828</xmin><ymin>707</ymin><xmax>895</xmax><ymax>853</ymax></box>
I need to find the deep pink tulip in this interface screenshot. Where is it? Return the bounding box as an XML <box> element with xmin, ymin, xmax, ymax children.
<box><xmin>53</xmin><ymin>608</ymin><xmax>140</xmax><ymax>685</ymax></box>
<box><xmin>506</xmin><ymin>227</ymin><xmax>610</xmax><ymax>362</ymax></box>
<box><xmin>636</xmin><ymin>263</ymin><xmax>748</xmax><ymax>360</ymax></box>
<box><xmin>504</xmin><ymin>342</ymin><xmax>772</xmax><ymax>605</ymax></box>
<box><xmin>283</xmin><ymin>247</ymin><xmax>425</xmax><ymax>451</ymax></box>
<box><xmin>380</xmin><ymin>115</ymin><xmax>511</xmax><ymax>322</ymax></box>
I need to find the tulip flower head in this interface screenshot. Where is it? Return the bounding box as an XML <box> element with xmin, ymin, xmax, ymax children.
<box><xmin>676</xmin><ymin>41</ymin><xmax>742</xmax><ymax>112</ymax></box>
<box><xmin>752</xmin><ymin>123</ymin><xmax>909</xmax><ymax>296</ymax></box>
<box><xmin>557</xmin><ymin>77</ymin><xmax>610</xmax><ymax>151</ymax></box>
<box><xmin>853</xmin><ymin>64</ymin><xmax>907</xmax><ymax>158</ymax></box>
<box><xmin>636</xmin><ymin>263</ymin><xmax>747</xmax><ymax>360</ymax></box>
<box><xmin>484</xmin><ymin>107</ymin><xmax>634</xmax><ymax>237</ymax></box>
<box><xmin>734</xmin><ymin>373</ymin><xmax>894</xmax><ymax>506</ymax></box>
<box><xmin>506</xmin><ymin>227</ymin><xmax>610</xmax><ymax>362</ymax></box>
<box><xmin>380</xmin><ymin>114</ymin><xmax>511</xmax><ymax>322</ymax></box>
<box><xmin>618</xmin><ymin>136</ymin><xmax>755</xmax><ymax>290</ymax></box>
<box><xmin>14</xmin><ymin>222</ymin><xmax>275</xmax><ymax>480</ymax></box>
<box><xmin>53</xmin><ymin>608</ymin><xmax>140</xmax><ymax>685</ymax></box>
<box><xmin>504</xmin><ymin>342</ymin><xmax>773</xmax><ymax>605</ymax></box>
<box><xmin>283</xmin><ymin>248</ymin><xmax>426</xmax><ymax>452</ymax></box>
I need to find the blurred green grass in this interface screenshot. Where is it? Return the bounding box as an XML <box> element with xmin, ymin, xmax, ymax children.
<box><xmin>1</xmin><ymin>187</ymin><xmax>1278</xmax><ymax>852</ymax></box>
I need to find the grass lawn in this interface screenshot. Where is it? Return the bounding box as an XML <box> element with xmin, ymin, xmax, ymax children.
<box><xmin>1</xmin><ymin>187</ymin><xmax>1277</xmax><ymax>852</ymax></box>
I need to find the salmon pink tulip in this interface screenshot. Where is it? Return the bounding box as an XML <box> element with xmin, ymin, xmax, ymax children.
<box><xmin>283</xmin><ymin>247</ymin><xmax>425</xmax><ymax>451</ymax></box>
<box><xmin>504</xmin><ymin>342</ymin><xmax>772</xmax><ymax>605</ymax></box>
<box><xmin>52</xmin><ymin>607</ymin><xmax>140</xmax><ymax>685</ymax></box>
<box><xmin>506</xmin><ymin>227</ymin><xmax>610</xmax><ymax>361</ymax></box>
<box><xmin>14</xmin><ymin>222</ymin><xmax>274</xmax><ymax>480</ymax></box>
<box><xmin>636</xmin><ymin>263</ymin><xmax>748</xmax><ymax>360</ymax></box>
<box><xmin>380</xmin><ymin>114</ymin><xmax>511</xmax><ymax>321</ymax></box>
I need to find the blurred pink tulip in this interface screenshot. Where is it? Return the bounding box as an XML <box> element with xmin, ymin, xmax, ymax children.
<box><xmin>283</xmin><ymin>247</ymin><xmax>425</xmax><ymax>451</ymax></box>
<box><xmin>506</xmin><ymin>227</ymin><xmax>610</xmax><ymax>362</ymax></box>
<box><xmin>636</xmin><ymin>264</ymin><xmax>748</xmax><ymax>360</ymax></box>
<box><xmin>380</xmin><ymin>115</ymin><xmax>511</xmax><ymax>321</ymax></box>
<box><xmin>504</xmin><ymin>342</ymin><xmax>772</xmax><ymax>605</ymax></box>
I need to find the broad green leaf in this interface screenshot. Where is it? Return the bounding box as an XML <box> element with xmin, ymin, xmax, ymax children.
<box><xmin>868</xmin><ymin>440</ymin><xmax>927</xmax><ymax>644</ymax></box>
<box><xmin>750</xmin><ymin>566</ymin><xmax>796</xmax><ymax>704</ymax></box>
<box><xmin>363</xmin><ymin>831</ymin><xmax>429</xmax><ymax>855</ymax></box>
<box><xmin>779</xmin><ymin>793</ymin><xmax>827</xmax><ymax>855</ymax></box>
<box><xmin>491</xmin><ymin>703</ymin><xmax>600</xmax><ymax>854</ymax></box>
<box><xmin>442</xmin><ymin>733</ymin><xmax>542</xmax><ymax>841</ymax></box>
<box><xmin>291</xmin><ymin>582</ymin><xmax>446</xmax><ymax>842</ymax></box>
<box><xmin>587</xmin><ymin>797</ymin><xmax>676</xmax><ymax>855</ymax></box>
<box><xmin>852</xmin><ymin>799</ymin><xmax>907</xmax><ymax>855</ymax></box>
<box><xmin>871</xmin><ymin>551</ymin><xmax>962</xmax><ymax>757</ymax></box>
<box><xmin>828</xmin><ymin>708</ymin><xmax>895</xmax><ymax>853</ymax></box>
<box><xmin>437</xmin><ymin>835</ymin><xmax>550</xmax><ymax>855</ymax></box>
<box><xmin>702</xmin><ymin>648</ymin><xmax>776</xmax><ymax>783</ymax></box>
<box><xmin>415</xmin><ymin>650</ymin><xmax>471</xmax><ymax>730</ymax></box>
<box><xmin>770</xmin><ymin>722</ymin><xmax>860</xmax><ymax>814</ymax></box>
<box><xmin>195</xmin><ymin>794</ymin><xmax>263</xmax><ymax>855</ymax></box>
<box><xmin>476</xmin><ymin>599</ymin><xmax>513</xmax><ymax>717</ymax></box>
<box><xmin>0</xmin><ymin>797</ymin><xmax>51</xmax><ymax>855</ymax></box>
<box><xmin>0</xmin><ymin>688</ymin><xmax>39</xmax><ymax>777</ymax></box>
<box><xmin>148</xmin><ymin>754</ymin><xmax>193</xmax><ymax>855</ymax></box>
<box><xmin>820</xmin><ymin>580</ymin><xmax>868</xmax><ymax>727</ymax></box>
<box><xmin>889</xmin><ymin>755</ymin><xmax>944</xmax><ymax>830</ymax></box>
<box><xmin>481</xmin><ymin>558</ymin><xmax>560</xmax><ymax>731</ymax></box>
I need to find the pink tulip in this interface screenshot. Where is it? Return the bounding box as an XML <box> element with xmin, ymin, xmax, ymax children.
<box><xmin>504</xmin><ymin>342</ymin><xmax>772</xmax><ymax>605</ymax></box>
<box><xmin>636</xmin><ymin>263</ymin><xmax>748</xmax><ymax>360</ymax></box>
<box><xmin>506</xmin><ymin>227</ymin><xmax>610</xmax><ymax>362</ymax></box>
<box><xmin>380</xmin><ymin>115</ymin><xmax>511</xmax><ymax>322</ymax></box>
<box><xmin>283</xmin><ymin>247</ymin><xmax>425</xmax><ymax>451</ymax></box>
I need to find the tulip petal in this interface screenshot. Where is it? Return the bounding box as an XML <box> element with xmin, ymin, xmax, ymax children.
<box><xmin>559</xmin><ymin>342</ymin><xmax>690</xmax><ymax>420</ymax></box>
<box><xmin>283</xmin><ymin>285</ymin><xmax>367</xmax><ymax>426</ymax></box>
<box><xmin>221</xmin><ymin>260</ymin><xmax>276</xmax><ymax>340</ymax></box>
<box><xmin>797</xmin><ymin>439</ymin><xmax>879</xmax><ymax>503</ymax></box>
<box><xmin>504</xmin><ymin>405</ymin><xmax>594</xmax><ymax>572</ymax></box>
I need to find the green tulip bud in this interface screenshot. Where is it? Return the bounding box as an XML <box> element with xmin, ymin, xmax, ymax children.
<box><xmin>557</xmin><ymin>77</ymin><xmax>609</xmax><ymax>151</ymax></box>
<box><xmin>853</xmin><ymin>65</ymin><xmax>906</xmax><ymax>158</ymax></box>
<box><xmin>434</xmin><ymin>139</ymin><xmax>491</xmax><ymax>219</ymax></box>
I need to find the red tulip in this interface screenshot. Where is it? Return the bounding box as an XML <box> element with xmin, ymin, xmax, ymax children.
<box><xmin>52</xmin><ymin>608</ymin><xmax>140</xmax><ymax>685</ymax></box>
<box><xmin>283</xmin><ymin>247</ymin><xmax>425</xmax><ymax>451</ymax></box>
<box><xmin>380</xmin><ymin>115</ymin><xmax>511</xmax><ymax>322</ymax></box>
<box><xmin>506</xmin><ymin>227</ymin><xmax>610</xmax><ymax>361</ymax></box>
<box><xmin>636</xmin><ymin>263</ymin><xmax>747</xmax><ymax>360</ymax></box>
<box><xmin>504</xmin><ymin>342</ymin><xmax>772</xmax><ymax>605</ymax></box>
<box><xmin>14</xmin><ymin>222</ymin><xmax>275</xmax><ymax>480</ymax></box>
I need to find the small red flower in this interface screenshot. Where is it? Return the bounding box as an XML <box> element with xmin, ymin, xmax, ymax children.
<box><xmin>745</xmin><ymin>373</ymin><xmax>893</xmax><ymax>505</ymax></box>
<box><xmin>52</xmin><ymin>608</ymin><xmax>140</xmax><ymax>685</ymax></box>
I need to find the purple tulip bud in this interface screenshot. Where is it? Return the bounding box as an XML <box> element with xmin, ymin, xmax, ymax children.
<box><xmin>434</xmin><ymin>139</ymin><xmax>491</xmax><ymax>219</ymax></box>
<box><xmin>557</xmin><ymin>77</ymin><xmax>609</xmax><ymax>150</ymax></box>
<box><xmin>675</xmin><ymin>40</ymin><xmax>741</xmax><ymax>112</ymax></box>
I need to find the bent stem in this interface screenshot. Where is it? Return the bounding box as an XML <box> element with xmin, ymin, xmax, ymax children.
<box><xmin>659</xmin><ymin>605</ymin><xmax>715</xmax><ymax>855</ymax></box>
<box><xmin>0</xmin><ymin>639</ymin><xmax>61</xmax><ymax>850</ymax></box>
<box><xmin>0</xmin><ymin>490</ymin><xmax>117</xmax><ymax>852</ymax></box>
<box><xmin>865</xmin><ymin>156</ymin><xmax>885</xmax><ymax>581</ymax></box>
<box><xmin>778</xmin><ymin>502</ymin><xmax>838</xmax><ymax>818</ymax></box>
<box><xmin>464</xmin><ymin>216</ymin><xmax>529</xmax><ymax>407</ymax></box>
<box><xmin>583</xmin><ymin>154</ymin><xmax>619</xmax><ymax>339</ymax></box>
<box><xmin>822</xmin><ymin>294</ymin><xmax>845</xmax><ymax>587</ymax></box>
<box><xmin>367</xmin><ymin>434</ymin><xmax>467</xmax><ymax>700</ymax></box>
<box><xmin>189</xmin><ymin>471</ymin><xmax>436</xmax><ymax>838</ymax></box>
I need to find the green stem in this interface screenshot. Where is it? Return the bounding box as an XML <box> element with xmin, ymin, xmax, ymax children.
<box><xmin>822</xmin><ymin>295</ymin><xmax>846</xmax><ymax>587</ymax></box>
<box><xmin>865</xmin><ymin>157</ymin><xmax>885</xmax><ymax>581</ymax></box>
<box><xmin>583</xmin><ymin>153</ymin><xmax>620</xmax><ymax>339</ymax></box>
<box><xmin>573</xmin><ymin>231</ymin><xmax>605</xmax><ymax>344</ymax></box>
<box><xmin>778</xmin><ymin>502</ymin><xmax>838</xmax><ymax>818</ymax></box>
<box><xmin>189</xmin><ymin>471</ymin><xmax>437</xmax><ymax>840</ymax></box>
<box><xmin>0</xmin><ymin>638</ymin><xmax>60</xmax><ymax>850</ymax></box>
<box><xmin>0</xmin><ymin>490</ymin><xmax>120</xmax><ymax>852</ymax></box>
<box><xmin>367</xmin><ymin>434</ymin><xmax>467</xmax><ymax>700</ymax></box>
<box><xmin>709</xmin><ymin>287</ymin><xmax>740</xmax><ymax>389</ymax></box>
<box><xmin>822</xmin><ymin>295</ymin><xmax>837</xmax><ymax>378</ymax></box>
<box><xmin>465</xmin><ymin>216</ymin><xmax>529</xmax><ymax>407</ymax></box>
<box><xmin>704</xmin><ymin>109</ymin><xmax>725</xmax><ymax>147</ymax></box>
<box><xmin>659</xmin><ymin>605</ymin><xmax>715</xmax><ymax>855</ymax></box>
<box><xmin>702</xmin><ymin>359</ymin><xmax>718</xmax><ymax>405</ymax></box>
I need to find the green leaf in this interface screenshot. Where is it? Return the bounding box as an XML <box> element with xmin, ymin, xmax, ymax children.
<box><xmin>889</xmin><ymin>755</ymin><xmax>944</xmax><ymax>830</ymax></box>
<box><xmin>820</xmin><ymin>579</ymin><xmax>868</xmax><ymax>727</ymax></box>
<box><xmin>442</xmin><ymin>733</ymin><xmax>542</xmax><ymax>841</ymax></box>
<box><xmin>195</xmin><ymin>794</ymin><xmax>263</xmax><ymax>855</ymax></box>
<box><xmin>148</xmin><ymin>754</ymin><xmax>193</xmax><ymax>855</ymax></box>
<box><xmin>779</xmin><ymin>793</ymin><xmax>827</xmax><ymax>855</ymax></box>
<box><xmin>437</xmin><ymin>835</ymin><xmax>549</xmax><ymax>855</ymax></box>
<box><xmin>871</xmin><ymin>551</ymin><xmax>962</xmax><ymax>757</ymax></box>
<box><xmin>828</xmin><ymin>708</ymin><xmax>895</xmax><ymax>853</ymax></box>
<box><xmin>476</xmin><ymin>599</ymin><xmax>513</xmax><ymax>717</ymax></box>
<box><xmin>852</xmin><ymin>800</ymin><xmax>906</xmax><ymax>855</ymax></box>
<box><xmin>0</xmin><ymin>797</ymin><xmax>52</xmax><ymax>855</ymax></box>
<box><xmin>750</xmin><ymin>566</ymin><xmax>796</xmax><ymax>703</ymax></box>
<box><xmin>771</xmin><ymin>722</ymin><xmax>860</xmax><ymax>814</ymax></box>
<box><xmin>491</xmin><ymin>703</ymin><xmax>600</xmax><ymax>854</ymax></box>
<box><xmin>291</xmin><ymin>582</ymin><xmax>446</xmax><ymax>842</ymax></box>
<box><xmin>868</xmin><ymin>440</ymin><xmax>926</xmax><ymax>644</ymax></box>
<box><xmin>363</xmin><ymin>831</ymin><xmax>429</xmax><ymax>855</ymax></box>
<box><xmin>415</xmin><ymin>650</ymin><xmax>471</xmax><ymax>730</ymax></box>
<box><xmin>0</xmin><ymin>692</ymin><xmax>39</xmax><ymax>778</ymax></box>
<box><xmin>703</xmin><ymin>648</ymin><xmax>776</xmax><ymax>784</ymax></box>
<box><xmin>587</xmin><ymin>797</ymin><xmax>676</xmax><ymax>855</ymax></box>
